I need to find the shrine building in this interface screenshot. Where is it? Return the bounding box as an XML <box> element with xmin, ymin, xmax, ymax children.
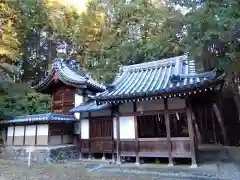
<box><xmin>3</xmin><ymin>55</ymin><xmax>225</xmax><ymax>166</ymax></box>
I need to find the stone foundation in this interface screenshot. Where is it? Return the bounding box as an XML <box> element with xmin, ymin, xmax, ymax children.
<box><xmin>3</xmin><ymin>145</ymin><xmax>79</xmax><ymax>164</ymax></box>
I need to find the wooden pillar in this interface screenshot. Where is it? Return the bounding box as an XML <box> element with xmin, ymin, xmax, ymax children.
<box><xmin>186</xmin><ymin>98</ymin><xmax>197</xmax><ymax>168</ymax></box>
<box><xmin>115</xmin><ymin>105</ymin><xmax>121</xmax><ymax>164</ymax></box>
<box><xmin>47</xmin><ymin>123</ymin><xmax>50</xmax><ymax>145</ymax></box>
<box><xmin>61</xmin><ymin>122</ymin><xmax>64</xmax><ymax>144</ymax></box>
<box><xmin>211</xmin><ymin>107</ymin><xmax>217</xmax><ymax>143</ymax></box>
<box><xmin>164</xmin><ymin>98</ymin><xmax>173</xmax><ymax>166</ymax></box>
<box><xmin>111</xmin><ymin>109</ymin><xmax>115</xmax><ymax>162</ymax></box>
<box><xmin>79</xmin><ymin>119</ymin><xmax>82</xmax><ymax>159</ymax></box>
<box><xmin>133</xmin><ymin>102</ymin><xmax>140</xmax><ymax>165</ymax></box>
<box><xmin>12</xmin><ymin>125</ymin><xmax>15</xmax><ymax>145</ymax></box>
<box><xmin>23</xmin><ymin>125</ymin><xmax>26</xmax><ymax>145</ymax></box>
<box><xmin>35</xmin><ymin>124</ymin><xmax>38</xmax><ymax>145</ymax></box>
<box><xmin>88</xmin><ymin>112</ymin><xmax>92</xmax><ymax>159</ymax></box>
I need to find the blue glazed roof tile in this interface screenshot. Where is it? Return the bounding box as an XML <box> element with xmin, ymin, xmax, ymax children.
<box><xmin>30</xmin><ymin>59</ymin><xmax>106</xmax><ymax>92</ymax></box>
<box><xmin>96</xmin><ymin>55</ymin><xmax>225</xmax><ymax>103</ymax></box>
<box><xmin>71</xmin><ymin>100</ymin><xmax>111</xmax><ymax>113</ymax></box>
<box><xmin>6</xmin><ymin>113</ymin><xmax>77</xmax><ymax>124</ymax></box>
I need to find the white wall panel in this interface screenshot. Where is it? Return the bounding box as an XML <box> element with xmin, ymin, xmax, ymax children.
<box><xmin>14</xmin><ymin>126</ymin><xmax>25</xmax><ymax>136</ymax></box>
<box><xmin>81</xmin><ymin>119</ymin><xmax>89</xmax><ymax>139</ymax></box>
<box><xmin>37</xmin><ymin>124</ymin><xmax>49</xmax><ymax>136</ymax></box>
<box><xmin>119</xmin><ymin>116</ymin><xmax>135</xmax><ymax>139</ymax></box>
<box><xmin>74</xmin><ymin>94</ymin><xmax>84</xmax><ymax>119</ymax></box>
<box><xmin>7</xmin><ymin>126</ymin><xmax>14</xmax><ymax>136</ymax></box>
<box><xmin>113</xmin><ymin>117</ymin><xmax>117</xmax><ymax>139</ymax></box>
<box><xmin>25</xmin><ymin>125</ymin><xmax>36</xmax><ymax>136</ymax></box>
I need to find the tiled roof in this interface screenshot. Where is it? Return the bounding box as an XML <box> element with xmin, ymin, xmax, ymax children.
<box><xmin>5</xmin><ymin>113</ymin><xmax>77</xmax><ymax>124</ymax></box>
<box><xmin>30</xmin><ymin>59</ymin><xmax>106</xmax><ymax>92</ymax></box>
<box><xmin>71</xmin><ymin>100</ymin><xmax>111</xmax><ymax>113</ymax></box>
<box><xmin>96</xmin><ymin>55</ymin><xmax>225</xmax><ymax>103</ymax></box>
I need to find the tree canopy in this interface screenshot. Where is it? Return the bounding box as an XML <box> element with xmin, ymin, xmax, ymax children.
<box><xmin>0</xmin><ymin>0</ymin><xmax>240</xmax><ymax>116</ymax></box>
<box><xmin>0</xmin><ymin>81</ymin><xmax>51</xmax><ymax>117</ymax></box>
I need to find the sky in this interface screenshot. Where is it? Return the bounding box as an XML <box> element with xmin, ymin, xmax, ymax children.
<box><xmin>64</xmin><ymin>0</ymin><xmax>88</xmax><ymax>12</ymax></box>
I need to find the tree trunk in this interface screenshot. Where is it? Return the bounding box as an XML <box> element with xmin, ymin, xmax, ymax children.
<box><xmin>212</xmin><ymin>103</ymin><xmax>228</xmax><ymax>145</ymax></box>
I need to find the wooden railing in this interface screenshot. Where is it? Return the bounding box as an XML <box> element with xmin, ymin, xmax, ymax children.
<box><xmin>80</xmin><ymin>138</ymin><xmax>191</xmax><ymax>158</ymax></box>
<box><xmin>81</xmin><ymin>138</ymin><xmax>113</xmax><ymax>153</ymax></box>
<box><xmin>119</xmin><ymin>137</ymin><xmax>190</xmax><ymax>158</ymax></box>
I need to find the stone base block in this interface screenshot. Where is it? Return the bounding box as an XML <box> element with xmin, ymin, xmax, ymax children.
<box><xmin>3</xmin><ymin>145</ymin><xmax>79</xmax><ymax>165</ymax></box>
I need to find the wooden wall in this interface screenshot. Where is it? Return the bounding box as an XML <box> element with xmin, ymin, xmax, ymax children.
<box><xmin>51</xmin><ymin>83</ymin><xmax>75</xmax><ymax>114</ymax></box>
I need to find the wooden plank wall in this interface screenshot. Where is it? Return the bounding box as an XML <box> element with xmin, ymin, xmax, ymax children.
<box><xmin>52</xmin><ymin>84</ymin><xmax>75</xmax><ymax>114</ymax></box>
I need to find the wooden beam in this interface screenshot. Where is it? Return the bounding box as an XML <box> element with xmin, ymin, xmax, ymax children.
<box><xmin>164</xmin><ymin>98</ymin><xmax>173</xmax><ymax>166</ymax></box>
<box><xmin>133</xmin><ymin>102</ymin><xmax>139</xmax><ymax>165</ymax></box>
<box><xmin>186</xmin><ymin>98</ymin><xmax>197</xmax><ymax>168</ymax></box>
<box><xmin>118</xmin><ymin>108</ymin><xmax>186</xmax><ymax>117</ymax></box>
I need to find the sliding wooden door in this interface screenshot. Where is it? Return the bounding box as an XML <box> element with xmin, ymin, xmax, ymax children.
<box><xmin>89</xmin><ymin>117</ymin><xmax>113</xmax><ymax>153</ymax></box>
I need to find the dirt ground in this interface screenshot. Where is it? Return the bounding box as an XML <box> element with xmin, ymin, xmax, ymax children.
<box><xmin>1</xmin><ymin>145</ymin><xmax>240</xmax><ymax>180</ymax></box>
<box><xmin>0</xmin><ymin>159</ymin><xmax>177</xmax><ymax>180</ymax></box>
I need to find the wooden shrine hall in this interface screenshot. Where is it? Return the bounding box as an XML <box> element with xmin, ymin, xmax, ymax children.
<box><xmin>2</xmin><ymin>55</ymin><xmax>225</xmax><ymax>166</ymax></box>
<box><xmin>72</xmin><ymin>55</ymin><xmax>226</xmax><ymax>167</ymax></box>
<box><xmin>3</xmin><ymin>59</ymin><xmax>106</xmax><ymax>148</ymax></box>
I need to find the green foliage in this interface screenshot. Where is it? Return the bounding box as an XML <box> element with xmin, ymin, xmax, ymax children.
<box><xmin>64</xmin><ymin>0</ymin><xmax>185</xmax><ymax>83</ymax></box>
<box><xmin>169</xmin><ymin>0</ymin><xmax>240</xmax><ymax>71</ymax></box>
<box><xmin>0</xmin><ymin>81</ymin><xmax>51</xmax><ymax>117</ymax></box>
<box><xmin>0</xmin><ymin>0</ymin><xmax>22</xmax><ymax>62</ymax></box>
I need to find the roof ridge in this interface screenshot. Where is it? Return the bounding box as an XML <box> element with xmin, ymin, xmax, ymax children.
<box><xmin>122</xmin><ymin>55</ymin><xmax>187</xmax><ymax>71</ymax></box>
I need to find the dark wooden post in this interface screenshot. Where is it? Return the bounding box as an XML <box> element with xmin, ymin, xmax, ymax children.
<box><xmin>12</xmin><ymin>125</ymin><xmax>15</xmax><ymax>145</ymax></box>
<box><xmin>164</xmin><ymin>98</ymin><xmax>173</xmax><ymax>166</ymax></box>
<box><xmin>133</xmin><ymin>102</ymin><xmax>140</xmax><ymax>165</ymax></box>
<box><xmin>79</xmin><ymin>119</ymin><xmax>82</xmax><ymax>159</ymax></box>
<box><xmin>115</xmin><ymin>105</ymin><xmax>121</xmax><ymax>164</ymax></box>
<box><xmin>61</xmin><ymin>122</ymin><xmax>64</xmax><ymax>144</ymax></box>
<box><xmin>47</xmin><ymin>123</ymin><xmax>50</xmax><ymax>145</ymax></box>
<box><xmin>35</xmin><ymin>124</ymin><xmax>38</xmax><ymax>145</ymax></box>
<box><xmin>88</xmin><ymin>112</ymin><xmax>92</xmax><ymax>159</ymax></box>
<box><xmin>186</xmin><ymin>98</ymin><xmax>197</xmax><ymax>168</ymax></box>
<box><xmin>23</xmin><ymin>125</ymin><xmax>26</xmax><ymax>145</ymax></box>
<box><xmin>111</xmin><ymin>108</ymin><xmax>115</xmax><ymax>162</ymax></box>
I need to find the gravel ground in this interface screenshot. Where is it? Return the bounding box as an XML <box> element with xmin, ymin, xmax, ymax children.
<box><xmin>0</xmin><ymin>146</ymin><xmax>240</xmax><ymax>180</ymax></box>
<box><xmin>0</xmin><ymin>159</ymin><xmax>219</xmax><ymax>180</ymax></box>
<box><xmin>0</xmin><ymin>159</ymin><xmax>192</xmax><ymax>180</ymax></box>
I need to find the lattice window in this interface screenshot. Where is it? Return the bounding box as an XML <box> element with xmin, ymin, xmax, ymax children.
<box><xmin>137</xmin><ymin>114</ymin><xmax>166</xmax><ymax>138</ymax></box>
